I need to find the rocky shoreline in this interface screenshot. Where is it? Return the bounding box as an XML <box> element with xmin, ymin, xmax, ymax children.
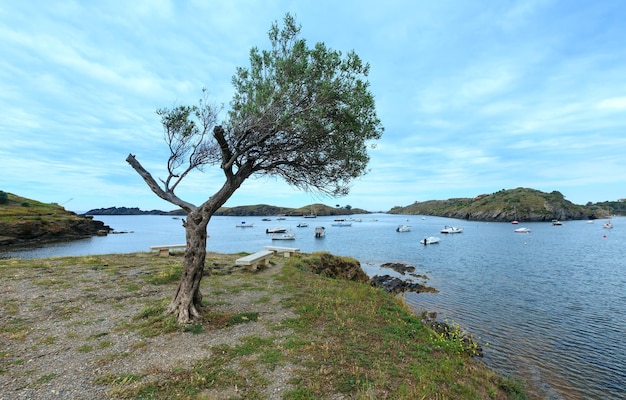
<box><xmin>0</xmin><ymin>213</ymin><xmax>112</xmax><ymax>246</ymax></box>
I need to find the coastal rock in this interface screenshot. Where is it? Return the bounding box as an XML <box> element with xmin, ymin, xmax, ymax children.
<box><xmin>307</xmin><ymin>253</ymin><xmax>370</xmax><ymax>283</ymax></box>
<box><xmin>0</xmin><ymin>215</ymin><xmax>112</xmax><ymax>246</ymax></box>
<box><xmin>380</xmin><ymin>262</ymin><xmax>416</xmax><ymax>275</ymax></box>
<box><xmin>370</xmin><ymin>274</ymin><xmax>438</xmax><ymax>294</ymax></box>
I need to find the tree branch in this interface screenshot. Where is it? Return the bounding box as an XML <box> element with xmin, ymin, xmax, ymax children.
<box><xmin>126</xmin><ymin>154</ymin><xmax>197</xmax><ymax>212</ymax></box>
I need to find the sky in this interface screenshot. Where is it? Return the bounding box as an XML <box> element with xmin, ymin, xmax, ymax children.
<box><xmin>2</xmin><ymin>1</ymin><xmax>625</xmax><ymax>213</ymax></box>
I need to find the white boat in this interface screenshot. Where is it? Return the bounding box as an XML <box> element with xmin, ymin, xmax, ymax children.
<box><xmin>314</xmin><ymin>226</ymin><xmax>326</xmax><ymax>238</ymax></box>
<box><xmin>421</xmin><ymin>236</ymin><xmax>440</xmax><ymax>245</ymax></box>
<box><xmin>266</xmin><ymin>227</ymin><xmax>287</xmax><ymax>234</ymax></box>
<box><xmin>331</xmin><ymin>219</ymin><xmax>352</xmax><ymax>227</ymax></box>
<box><xmin>396</xmin><ymin>224</ymin><xmax>411</xmax><ymax>232</ymax></box>
<box><xmin>440</xmin><ymin>225</ymin><xmax>463</xmax><ymax>234</ymax></box>
<box><xmin>296</xmin><ymin>222</ymin><xmax>308</xmax><ymax>227</ymax></box>
<box><xmin>272</xmin><ymin>231</ymin><xmax>295</xmax><ymax>240</ymax></box>
<box><xmin>552</xmin><ymin>219</ymin><xmax>563</xmax><ymax>226</ymax></box>
<box><xmin>235</xmin><ymin>221</ymin><xmax>253</xmax><ymax>228</ymax></box>
<box><xmin>514</xmin><ymin>227</ymin><xmax>531</xmax><ymax>233</ymax></box>
<box><xmin>603</xmin><ymin>208</ymin><xmax>613</xmax><ymax>229</ymax></box>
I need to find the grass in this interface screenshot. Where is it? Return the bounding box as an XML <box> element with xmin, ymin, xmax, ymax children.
<box><xmin>0</xmin><ymin>251</ymin><xmax>527</xmax><ymax>399</ymax></box>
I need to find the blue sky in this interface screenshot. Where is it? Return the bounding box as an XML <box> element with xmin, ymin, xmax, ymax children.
<box><xmin>2</xmin><ymin>1</ymin><xmax>625</xmax><ymax>213</ymax></box>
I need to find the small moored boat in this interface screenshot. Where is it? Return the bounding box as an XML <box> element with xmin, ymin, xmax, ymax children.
<box><xmin>440</xmin><ymin>225</ymin><xmax>463</xmax><ymax>234</ymax></box>
<box><xmin>421</xmin><ymin>236</ymin><xmax>440</xmax><ymax>245</ymax></box>
<box><xmin>332</xmin><ymin>219</ymin><xmax>352</xmax><ymax>227</ymax></box>
<box><xmin>396</xmin><ymin>224</ymin><xmax>410</xmax><ymax>232</ymax></box>
<box><xmin>272</xmin><ymin>231</ymin><xmax>295</xmax><ymax>240</ymax></box>
<box><xmin>235</xmin><ymin>221</ymin><xmax>253</xmax><ymax>228</ymax></box>
<box><xmin>314</xmin><ymin>226</ymin><xmax>326</xmax><ymax>238</ymax></box>
<box><xmin>266</xmin><ymin>227</ymin><xmax>287</xmax><ymax>234</ymax></box>
<box><xmin>514</xmin><ymin>227</ymin><xmax>531</xmax><ymax>233</ymax></box>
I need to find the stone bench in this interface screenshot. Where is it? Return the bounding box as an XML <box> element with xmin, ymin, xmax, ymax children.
<box><xmin>263</xmin><ymin>246</ymin><xmax>301</xmax><ymax>258</ymax></box>
<box><xmin>150</xmin><ymin>244</ymin><xmax>186</xmax><ymax>257</ymax></box>
<box><xmin>235</xmin><ymin>250</ymin><xmax>274</xmax><ymax>270</ymax></box>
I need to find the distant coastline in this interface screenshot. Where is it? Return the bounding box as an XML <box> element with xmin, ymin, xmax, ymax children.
<box><xmin>83</xmin><ymin>187</ymin><xmax>625</xmax><ymax>222</ymax></box>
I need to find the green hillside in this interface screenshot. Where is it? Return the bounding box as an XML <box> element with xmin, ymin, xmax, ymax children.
<box><xmin>215</xmin><ymin>203</ymin><xmax>368</xmax><ymax>217</ymax></box>
<box><xmin>389</xmin><ymin>187</ymin><xmax>613</xmax><ymax>222</ymax></box>
<box><xmin>0</xmin><ymin>191</ymin><xmax>111</xmax><ymax>245</ymax></box>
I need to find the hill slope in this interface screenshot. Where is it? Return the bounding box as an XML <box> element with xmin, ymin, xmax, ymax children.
<box><xmin>0</xmin><ymin>192</ymin><xmax>112</xmax><ymax>246</ymax></box>
<box><xmin>389</xmin><ymin>188</ymin><xmax>597</xmax><ymax>222</ymax></box>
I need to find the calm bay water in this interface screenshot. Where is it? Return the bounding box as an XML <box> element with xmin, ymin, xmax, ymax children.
<box><xmin>2</xmin><ymin>213</ymin><xmax>624</xmax><ymax>399</ymax></box>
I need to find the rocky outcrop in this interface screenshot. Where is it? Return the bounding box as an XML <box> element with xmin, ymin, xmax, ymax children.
<box><xmin>0</xmin><ymin>215</ymin><xmax>111</xmax><ymax>246</ymax></box>
<box><xmin>370</xmin><ymin>262</ymin><xmax>438</xmax><ymax>294</ymax></box>
<box><xmin>307</xmin><ymin>253</ymin><xmax>370</xmax><ymax>283</ymax></box>
<box><xmin>370</xmin><ymin>275</ymin><xmax>438</xmax><ymax>294</ymax></box>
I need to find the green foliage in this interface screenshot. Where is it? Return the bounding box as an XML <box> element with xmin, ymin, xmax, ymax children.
<box><xmin>226</xmin><ymin>13</ymin><xmax>384</xmax><ymax>196</ymax></box>
<box><xmin>0</xmin><ymin>191</ymin><xmax>7</xmax><ymax>204</ymax></box>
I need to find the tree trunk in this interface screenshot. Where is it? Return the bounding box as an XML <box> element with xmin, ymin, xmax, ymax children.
<box><xmin>167</xmin><ymin>209</ymin><xmax>209</xmax><ymax>323</ymax></box>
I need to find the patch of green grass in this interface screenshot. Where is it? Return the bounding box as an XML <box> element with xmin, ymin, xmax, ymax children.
<box><xmin>98</xmin><ymin>340</ymin><xmax>113</xmax><ymax>349</ymax></box>
<box><xmin>77</xmin><ymin>344</ymin><xmax>94</xmax><ymax>353</ymax></box>
<box><xmin>0</xmin><ymin>298</ymin><xmax>19</xmax><ymax>315</ymax></box>
<box><xmin>35</xmin><ymin>373</ymin><xmax>58</xmax><ymax>384</ymax></box>
<box><xmin>38</xmin><ymin>335</ymin><xmax>57</xmax><ymax>345</ymax></box>
<box><xmin>144</xmin><ymin>264</ymin><xmax>183</xmax><ymax>285</ymax></box>
<box><xmin>0</xmin><ymin>317</ymin><xmax>30</xmax><ymax>341</ymax></box>
<box><xmin>203</xmin><ymin>311</ymin><xmax>259</xmax><ymax>328</ymax></box>
<box><xmin>124</xmin><ymin>299</ymin><xmax>179</xmax><ymax>337</ymax></box>
<box><xmin>183</xmin><ymin>324</ymin><xmax>203</xmax><ymax>334</ymax></box>
<box><xmin>95</xmin><ymin>372</ymin><xmax>143</xmax><ymax>385</ymax></box>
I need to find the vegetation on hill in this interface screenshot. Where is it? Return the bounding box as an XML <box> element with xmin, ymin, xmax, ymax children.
<box><xmin>389</xmin><ymin>187</ymin><xmax>620</xmax><ymax>222</ymax></box>
<box><xmin>84</xmin><ymin>206</ymin><xmax>185</xmax><ymax>216</ymax></box>
<box><xmin>85</xmin><ymin>203</ymin><xmax>368</xmax><ymax>217</ymax></box>
<box><xmin>0</xmin><ymin>192</ymin><xmax>111</xmax><ymax>246</ymax></box>
<box><xmin>216</xmin><ymin>203</ymin><xmax>367</xmax><ymax>217</ymax></box>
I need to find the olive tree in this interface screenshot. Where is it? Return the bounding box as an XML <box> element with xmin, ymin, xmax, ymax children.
<box><xmin>127</xmin><ymin>14</ymin><xmax>383</xmax><ymax>323</ymax></box>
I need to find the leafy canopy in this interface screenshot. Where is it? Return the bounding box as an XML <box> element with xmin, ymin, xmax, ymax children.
<box><xmin>154</xmin><ymin>13</ymin><xmax>383</xmax><ymax>205</ymax></box>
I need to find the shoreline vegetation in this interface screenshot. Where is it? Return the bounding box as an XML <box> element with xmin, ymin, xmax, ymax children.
<box><xmin>0</xmin><ymin>251</ymin><xmax>527</xmax><ymax>399</ymax></box>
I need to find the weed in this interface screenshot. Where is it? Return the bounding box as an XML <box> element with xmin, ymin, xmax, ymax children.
<box><xmin>35</xmin><ymin>373</ymin><xmax>58</xmax><ymax>384</ymax></box>
<box><xmin>77</xmin><ymin>344</ymin><xmax>93</xmax><ymax>353</ymax></box>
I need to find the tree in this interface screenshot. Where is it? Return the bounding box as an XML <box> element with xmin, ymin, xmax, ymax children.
<box><xmin>127</xmin><ymin>14</ymin><xmax>383</xmax><ymax>323</ymax></box>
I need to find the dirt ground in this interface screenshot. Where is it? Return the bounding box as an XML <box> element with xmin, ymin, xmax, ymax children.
<box><xmin>0</xmin><ymin>252</ymin><xmax>297</xmax><ymax>399</ymax></box>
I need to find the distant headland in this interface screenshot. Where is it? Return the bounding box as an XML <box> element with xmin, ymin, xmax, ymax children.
<box><xmin>84</xmin><ymin>187</ymin><xmax>624</xmax><ymax>222</ymax></box>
